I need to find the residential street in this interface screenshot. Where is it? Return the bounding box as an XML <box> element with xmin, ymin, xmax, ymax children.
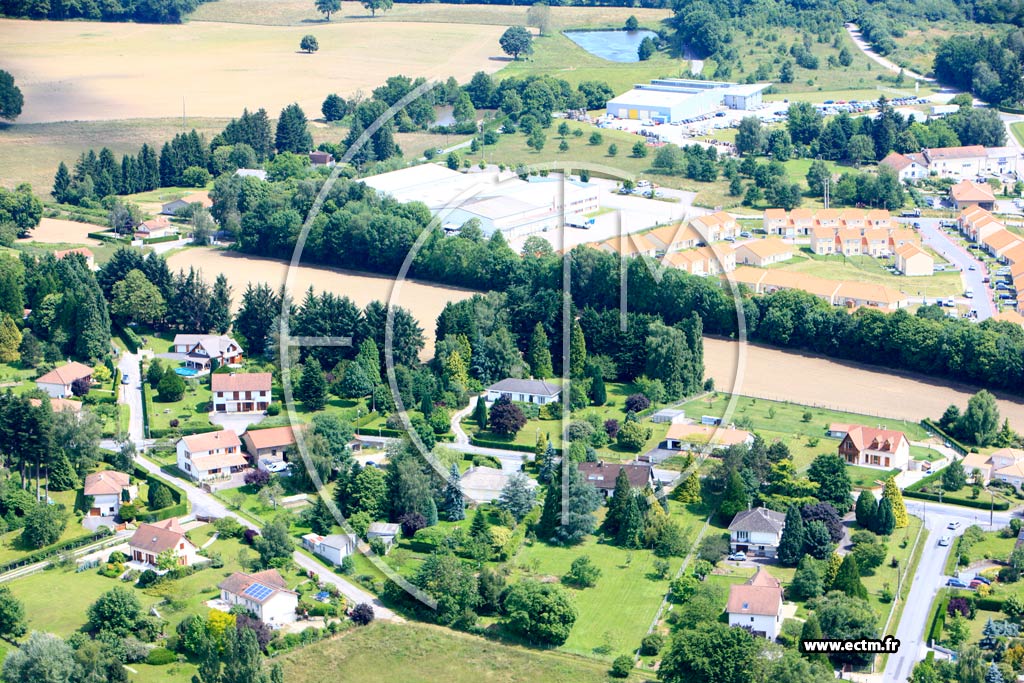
<box><xmin>909</xmin><ymin>217</ymin><xmax>994</xmax><ymax>320</ymax></box>
<box><xmin>883</xmin><ymin>500</ymin><xmax>1014</xmax><ymax>683</ymax></box>
<box><xmin>116</xmin><ymin>349</ymin><xmax>145</xmax><ymax>443</ymax></box>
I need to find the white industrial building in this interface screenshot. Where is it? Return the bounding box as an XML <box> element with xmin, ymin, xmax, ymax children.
<box><xmin>362</xmin><ymin>164</ymin><xmax>600</xmax><ymax>240</ymax></box>
<box><xmin>605</xmin><ymin>79</ymin><xmax>771</xmax><ymax>123</ymax></box>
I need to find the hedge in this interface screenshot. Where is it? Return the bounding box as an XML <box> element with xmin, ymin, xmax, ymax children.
<box><xmin>142</xmin><ymin>234</ymin><xmax>181</xmax><ymax>245</ymax></box>
<box><xmin>470</xmin><ymin>436</ymin><xmax>561</xmax><ymax>456</ymax></box>
<box><xmin>920</xmin><ymin>419</ymin><xmax>969</xmax><ymax>455</ymax></box>
<box><xmin>928</xmin><ymin>590</ymin><xmax>948</xmax><ymax>643</ymax></box>
<box><xmin>149</xmin><ymin>423</ymin><xmax>223</xmax><ymax>439</ymax></box>
<box><xmin>904</xmin><ymin>468</ymin><xmax>1010</xmax><ymax>510</ymax></box>
<box><xmin>133</xmin><ymin>465</ymin><xmax>189</xmax><ymax>521</ymax></box>
<box><xmin>141</xmin><ymin>378</ymin><xmax>151</xmax><ymax>439</ymax></box>
<box><xmin>355</xmin><ymin>427</ymin><xmax>453</xmax><ymax>442</ymax></box>
<box><xmin>86</xmin><ymin>230</ymin><xmax>127</xmax><ymax>242</ymax></box>
<box><xmin>0</xmin><ymin>530</ymin><xmax>111</xmax><ymax>575</ymax></box>
<box><xmin>118</xmin><ymin>326</ymin><xmax>142</xmax><ymax>353</ymax></box>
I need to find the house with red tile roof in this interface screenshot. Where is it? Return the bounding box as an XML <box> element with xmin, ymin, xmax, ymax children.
<box><xmin>35</xmin><ymin>362</ymin><xmax>93</xmax><ymax>399</ymax></box>
<box><xmin>176</xmin><ymin>430</ymin><xmax>247</xmax><ymax>482</ymax></box>
<box><xmin>128</xmin><ymin>518</ymin><xmax>199</xmax><ymax>569</ymax></box>
<box><xmin>210</xmin><ymin>372</ymin><xmax>271</xmax><ymax>413</ymax></box>
<box><xmin>838</xmin><ymin>425</ymin><xmax>910</xmax><ymax>471</ymax></box>
<box><xmin>726</xmin><ymin>567</ymin><xmax>784</xmax><ymax>639</ymax></box>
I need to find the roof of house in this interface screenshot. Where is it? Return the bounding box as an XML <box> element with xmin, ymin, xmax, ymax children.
<box><xmin>925</xmin><ymin>145</ymin><xmax>987</xmax><ymax>161</ymax></box>
<box><xmin>309</xmin><ymin>151</ymin><xmax>335</xmax><ymax>163</ymax></box>
<box><xmin>367</xmin><ymin>522</ymin><xmax>401</xmax><ymax>536</ymax></box>
<box><xmin>487</xmin><ymin>378</ymin><xmax>561</xmax><ymax>397</ymax></box>
<box><xmin>889</xmin><ymin>228</ymin><xmax>919</xmax><ymax>244</ymax></box>
<box><xmin>866</xmin><ymin>209</ymin><xmax>892</xmax><ymax>222</ymax></box>
<box><xmin>210</xmin><ymin>372</ymin><xmax>272</xmax><ymax>393</ymax></box>
<box><xmin>191</xmin><ymin>449</ymin><xmax>248</xmax><ymax>472</ymax></box>
<box><xmin>983</xmin><ymin>229</ymin><xmax>1024</xmax><ymax>252</ymax></box>
<box><xmin>789</xmin><ymin>208</ymin><xmax>814</xmax><ymax>221</ymax></box>
<box><xmin>243</xmin><ymin>426</ymin><xmax>298</xmax><ymax>451</ymax></box>
<box><xmin>863</xmin><ymin>227</ymin><xmax>890</xmax><ymax>242</ymax></box>
<box><xmin>726</xmin><ymin>567</ymin><xmax>783</xmax><ymax>616</ymax></box>
<box><xmin>763</xmin><ymin>208</ymin><xmax>787</xmax><ymax>220</ymax></box>
<box><xmin>895</xmin><ymin>243</ymin><xmax>929</xmax><ymax>260</ymax></box>
<box><xmin>219</xmin><ymin>569</ymin><xmax>296</xmax><ymax>603</ymax></box>
<box><xmin>828</xmin><ymin>422</ymin><xmax>853</xmax><ymax>433</ymax></box>
<box><xmin>54</xmin><ymin>247</ymin><xmax>95</xmax><ymax>260</ymax></box>
<box><xmin>577</xmin><ymin>461</ymin><xmax>652</xmax><ymax>490</ymax></box>
<box><xmin>83</xmin><ymin>470</ymin><xmax>131</xmax><ymax>497</ymax></box>
<box><xmin>835</xmin><ymin>281</ymin><xmax>908</xmax><ymax>306</ymax></box>
<box><xmin>646</xmin><ymin>223</ymin><xmax>703</xmax><ymax>248</ymax></box>
<box><xmin>728</xmin><ymin>507</ymin><xmax>786</xmax><ymax>534</ymax></box>
<box><xmin>737</xmin><ymin>239</ymin><xmax>793</xmax><ymax>259</ymax></box>
<box><xmin>843</xmin><ymin>425</ymin><xmax>908</xmax><ymax>453</ymax></box>
<box><xmin>175</xmin><ymin>334</ymin><xmax>241</xmax><ymax>359</ymax></box>
<box><xmin>995</xmin><ymin>462</ymin><xmax>1024</xmax><ymax>479</ymax></box>
<box><xmin>1001</xmin><ymin>242</ymin><xmax>1024</xmax><ymax>266</ymax></box>
<box><xmin>136</xmin><ymin>215</ymin><xmax>171</xmax><ymax>232</ymax></box>
<box><xmin>460</xmin><ymin>466</ymin><xmax>536</xmax><ymax>493</ymax></box>
<box><xmin>36</xmin><ymin>362</ymin><xmax>93</xmax><ymax>386</ymax></box>
<box><xmin>129</xmin><ymin>518</ymin><xmax>191</xmax><ymax>554</ymax></box>
<box><xmin>811</xmin><ymin>226</ymin><xmax>836</xmax><ymax>240</ymax></box>
<box><xmin>665</xmin><ymin>423</ymin><xmax>753</xmax><ymax>446</ymax></box>
<box><xmin>961</xmin><ymin>451</ymin><xmax>994</xmax><ymax>473</ymax></box>
<box><xmin>28</xmin><ymin>397</ymin><xmax>82</xmax><ymax>412</ymax></box>
<box><xmin>691</xmin><ymin>210</ymin><xmax>735</xmax><ymax>228</ymax></box>
<box><xmin>302</xmin><ymin>532</ymin><xmax>356</xmax><ymax>551</ymax></box>
<box><xmin>880</xmin><ymin>152</ymin><xmax>916</xmax><ymax>171</ymax></box>
<box><xmin>180</xmin><ymin>429</ymin><xmax>242</xmax><ymax>454</ymax></box>
<box><xmin>951</xmin><ymin>180</ymin><xmax>996</xmax><ymax>202</ymax></box>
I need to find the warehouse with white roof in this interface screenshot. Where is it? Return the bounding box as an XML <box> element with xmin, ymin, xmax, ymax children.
<box><xmin>605</xmin><ymin>79</ymin><xmax>772</xmax><ymax>123</ymax></box>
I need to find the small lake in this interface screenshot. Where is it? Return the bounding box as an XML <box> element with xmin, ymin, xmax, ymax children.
<box><xmin>564</xmin><ymin>29</ymin><xmax>659</xmax><ymax>63</ymax></box>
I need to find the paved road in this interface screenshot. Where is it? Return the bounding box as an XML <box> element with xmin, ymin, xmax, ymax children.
<box><xmin>883</xmin><ymin>499</ymin><xmax>1014</xmax><ymax>683</ymax></box>
<box><xmin>116</xmin><ymin>349</ymin><xmax>145</xmax><ymax>443</ymax></box>
<box><xmin>909</xmin><ymin>217</ymin><xmax>994</xmax><ymax>320</ymax></box>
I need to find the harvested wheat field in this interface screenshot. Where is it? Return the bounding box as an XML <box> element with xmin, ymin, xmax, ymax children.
<box><xmin>704</xmin><ymin>337</ymin><xmax>1024</xmax><ymax>428</ymax></box>
<box><xmin>166</xmin><ymin>248</ymin><xmax>475</xmax><ymax>358</ymax></box>
<box><xmin>192</xmin><ymin>0</ymin><xmax>670</xmax><ymax>29</ymax></box>
<box><xmin>20</xmin><ymin>218</ymin><xmax>103</xmax><ymax>245</ymax></box>
<box><xmin>2</xmin><ymin>18</ymin><xmax>505</xmax><ymax>123</ymax></box>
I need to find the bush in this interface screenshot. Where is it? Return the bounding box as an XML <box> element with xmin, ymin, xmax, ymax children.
<box><xmin>214</xmin><ymin>516</ymin><xmax>245</xmax><ymax>539</ymax></box>
<box><xmin>146</xmin><ymin>647</ymin><xmax>176</xmax><ymax>665</ymax></box>
<box><xmin>639</xmin><ymin>633</ymin><xmax>664</xmax><ymax>656</ymax></box>
<box><xmin>351</xmin><ymin>602</ymin><xmax>375</xmax><ymax>626</ymax></box>
<box><xmin>244</xmin><ymin>469</ymin><xmax>271</xmax><ymax>489</ymax></box>
<box><xmin>610</xmin><ymin>655</ymin><xmax>633</xmax><ymax>678</ymax></box>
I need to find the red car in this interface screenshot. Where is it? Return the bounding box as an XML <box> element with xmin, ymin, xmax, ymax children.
<box><xmin>969</xmin><ymin>580</ymin><xmax>985</xmax><ymax>589</ymax></box>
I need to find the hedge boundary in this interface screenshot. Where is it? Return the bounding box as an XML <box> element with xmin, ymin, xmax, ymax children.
<box><xmin>919</xmin><ymin>418</ymin><xmax>969</xmax><ymax>455</ymax></box>
<box><xmin>133</xmin><ymin>464</ymin><xmax>189</xmax><ymax>521</ymax></box>
<box><xmin>142</xmin><ymin>234</ymin><xmax>180</xmax><ymax>245</ymax></box>
<box><xmin>0</xmin><ymin>530</ymin><xmax>111</xmax><ymax>575</ymax></box>
<box><xmin>903</xmin><ymin>468</ymin><xmax>1010</xmax><ymax>510</ymax></box>
<box><xmin>469</xmin><ymin>436</ymin><xmax>561</xmax><ymax>456</ymax></box>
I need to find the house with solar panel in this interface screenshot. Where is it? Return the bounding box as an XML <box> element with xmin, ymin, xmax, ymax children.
<box><xmin>217</xmin><ymin>569</ymin><xmax>298</xmax><ymax>626</ymax></box>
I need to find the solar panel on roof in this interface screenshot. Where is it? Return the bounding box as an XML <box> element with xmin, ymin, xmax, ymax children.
<box><xmin>242</xmin><ymin>583</ymin><xmax>273</xmax><ymax>601</ymax></box>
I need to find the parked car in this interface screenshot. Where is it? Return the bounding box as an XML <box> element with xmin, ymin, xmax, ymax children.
<box><xmin>938</xmin><ymin>535</ymin><xmax>951</xmax><ymax>546</ymax></box>
<box><xmin>973</xmin><ymin>575</ymin><xmax>992</xmax><ymax>585</ymax></box>
<box><xmin>948</xmin><ymin>521</ymin><xmax>962</xmax><ymax>530</ymax></box>
<box><xmin>969</xmin><ymin>580</ymin><xmax>985</xmax><ymax>589</ymax></box>
<box><xmin>121</xmin><ymin>374</ymin><xmax>129</xmax><ymax>385</ymax></box>
<box><xmin>947</xmin><ymin>578</ymin><xmax>968</xmax><ymax>588</ymax></box>
<box><xmin>739</xmin><ymin>231</ymin><xmax>752</xmax><ymax>238</ymax></box>
<box><xmin>727</xmin><ymin>551</ymin><xmax>746</xmax><ymax>561</ymax></box>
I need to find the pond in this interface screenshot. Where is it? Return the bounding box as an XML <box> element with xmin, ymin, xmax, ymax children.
<box><xmin>563</xmin><ymin>29</ymin><xmax>659</xmax><ymax>63</ymax></box>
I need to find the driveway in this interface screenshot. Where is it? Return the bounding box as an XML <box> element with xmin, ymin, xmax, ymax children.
<box><xmin>209</xmin><ymin>412</ymin><xmax>265</xmax><ymax>434</ymax></box>
<box><xmin>909</xmin><ymin>217</ymin><xmax>993</xmax><ymax>320</ymax></box>
<box><xmin>116</xmin><ymin>350</ymin><xmax>146</xmax><ymax>443</ymax></box>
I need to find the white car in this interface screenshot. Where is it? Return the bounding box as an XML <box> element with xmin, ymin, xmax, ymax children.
<box><xmin>727</xmin><ymin>551</ymin><xmax>746</xmax><ymax>561</ymax></box>
<box><xmin>938</xmin><ymin>535</ymin><xmax>952</xmax><ymax>546</ymax></box>
<box><xmin>948</xmin><ymin>521</ymin><xmax>962</xmax><ymax>531</ymax></box>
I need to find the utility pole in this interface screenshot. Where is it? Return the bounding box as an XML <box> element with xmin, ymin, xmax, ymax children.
<box><xmin>824</xmin><ymin>174</ymin><xmax>830</xmax><ymax>209</ymax></box>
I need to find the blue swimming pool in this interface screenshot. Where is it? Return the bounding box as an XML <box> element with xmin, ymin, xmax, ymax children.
<box><xmin>175</xmin><ymin>367</ymin><xmax>199</xmax><ymax>377</ymax></box>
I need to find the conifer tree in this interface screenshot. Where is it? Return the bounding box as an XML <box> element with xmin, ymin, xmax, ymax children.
<box><xmin>601</xmin><ymin>468</ymin><xmax>633</xmax><ymax>537</ymax></box>
<box><xmin>474</xmin><ymin>398</ymin><xmax>488</xmax><ymax>429</ymax></box>
<box><xmin>800</xmin><ymin>614</ymin><xmax>829</xmax><ymax>666</ymax></box>
<box><xmin>832</xmin><ymin>554</ymin><xmax>868</xmax><ymax>600</ymax></box>
<box><xmin>872</xmin><ymin>496</ymin><xmax>896</xmax><ymax>535</ymax></box>
<box><xmin>309</xmin><ymin>495</ymin><xmax>334</xmax><ymax>535</ymax></box>
<box><xmin>527</xmin><ymin>322</ymin><xmax>553</xmax><ymax>378</ymax></box>
<box><xmin>443</xmin><ymin>464</ymin><xmax>466</xmax><ymax>521</ymax></box>
<box><xmin>854</xmin><ymin>490</ymin><xmax>877</xmax><ymax>529</ymax></box>
<box><xmin>569</xmin><ymin>319</ymin><xmax>587</xmax><ymax>378</ymax></box>
<box><xmin>824</xmin><ymin>552</ymin><xmax>843</xmax><ymax>588</ymax></box>
<box><xmin>47</xmin><ymin>452</ymin><xmax>79</xmax><ymax>492</ymax></box>
<box><xmin>882</xmin><ymin>477</ymin><xmax>908</xmax><ymax>529</ymax></box>
<box><xmin>537</xmin><ymin>440</ymin><xmax>557</xmax><ymax>484</ymax></box>
<box><xmin>590</xmin><ymin>368</ymin><xmax>607</xmax><ymax>406</ymax></box>
<box><xmin>673</xmin><ymin>472</ymin><xmax>702</xmax><ymax>504</ymax></box>
<box><xmin>297</xmin><ymin>357</ymin><xmax>327</xmax><ymax>411</ymax></box>
<box><xmin>0</xmin><ymin>314</ymin><xmax>21</xmax><ymax>363</ymax></box>
<box><xmin>615</xmin><ymin>493</ymin><xmax>645</xmax><ymax>548</ymax></box>
<box><xmin>777</xmin><ymin>504</ymin><xmax>806</xmax><ymax>566</ymax></box>
<box><xmin>51</xmin><ymin>162</ymin><xmax>71</xmax><ymax>203</ymax></box>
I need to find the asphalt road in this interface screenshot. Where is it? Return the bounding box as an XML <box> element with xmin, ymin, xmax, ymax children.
<box><xmin>116</xmin><ymin>349</ymin><xmax>146</xmax><ymax>443</ymax></box>
<box><xmin>909</xmin><ymin>217</ymin><xmax>995</xmax><ymax>320</ymax></box>
<box><xmin>883</xmin><ymin>500</ymin><xmax>1014</xmax><ymax>682</ymax></box>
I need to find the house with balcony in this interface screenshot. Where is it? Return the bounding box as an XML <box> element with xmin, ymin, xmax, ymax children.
<box><xmin>728</xmin><ymin>507</ymin><xmax>786</xmax><ymax>559</ymax></box>
<box><xmin>211</xmin><ymin>372</ymin><xmax>271</xmax><ymax>413</ymax></box>
<box><xmin>128</xmin><ymin>518</ymin><xmax>199</xmax><ymax>569</ymax></box>
<box><xmin>176</xmin><ymin>430</ymin><xmax>247</xmax><ymax>482</ymax></box>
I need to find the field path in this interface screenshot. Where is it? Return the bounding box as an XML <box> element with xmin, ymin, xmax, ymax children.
<box><xmin>704</xmin><ymin>336</ymin><xmax>1024</xmax><ymax>427</ymax></box>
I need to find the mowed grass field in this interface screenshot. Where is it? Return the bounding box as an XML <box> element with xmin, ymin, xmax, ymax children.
<box><xmin>192</xmin><ymin>0</ymin><xmax>671</xmax><ymax>30</ymax></box>
<box><xmin>767</xmin><ymin>249</ymin><xmax>964</xmax><ymax>299</ymax></box>
<box><xmin>278</xmin><ymin>621</ymin><xmax>657</xmax><ymax>683</ymax></box>
<box><xmin>2</xmin><ymin>17</ymin><xmax>505</xmax><ymax>123</ymax></box>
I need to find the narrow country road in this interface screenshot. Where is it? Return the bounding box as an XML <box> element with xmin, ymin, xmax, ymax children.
<box><xmin>116</xmin><ymin>349</ymin><xmax>145</xmax><ymax>443</ymax></box>
<box><xmin>844</xmin><ymin>23</ymin><xmax>933</xmax><ymax>83</ymax></box>
<box><xmin>883</xmin><ymin>500</ymin><xmax>1014</xmax><ymax>682</ymax></box>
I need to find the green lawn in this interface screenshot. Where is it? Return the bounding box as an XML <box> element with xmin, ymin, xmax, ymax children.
<box><xmin>145</xmin><ymin>373</ymin><xmax>215</xmax><ymax>435</ymax></box>
<box><xmin>846</xmin><ymin>466</ymin><xmax>903</xmax><ymax>489</ymax></box>
<box><xmin>1013</xmin><ymin>122</ymin><xmax>1024</xmax><ymax>147</ymax></box>
<box><xmin>0</xmin><ymin>489</ymin><xmax>93</xmax><ymax>567</ymax></box>
<box><xmin>279</xmin><ymin>620</ymin><xmax>657</xmax><ymax>683</ymax></box>
<box><xmin>680</xmin><ymin>393</ymin><xmax>930</xmax><ymax>475</ymax></box>
<box><xmin>767</xmin><ymin>249</ymin><xmax>963</xmax><ymax>299</ymax></box>
<box><xmin>129</xmin><ymin>662</ymin><xmax>198</xmax><ymax>683</ymax></box>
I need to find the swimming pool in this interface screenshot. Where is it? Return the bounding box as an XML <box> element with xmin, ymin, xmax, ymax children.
<box><xmin>175</xmin><ymin>367</ymin><xmax>199</xmax><ymax>377</ymax></box>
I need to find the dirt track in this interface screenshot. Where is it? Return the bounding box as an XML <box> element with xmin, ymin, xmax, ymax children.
<box><xmin>705</xmin><ymin>337</ymin><xmax>1024</xmax><ymax>428</ymax></box>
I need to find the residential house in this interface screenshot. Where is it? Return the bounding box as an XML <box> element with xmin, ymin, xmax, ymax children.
<box><xmin>242</xmin><ymin>426</ymin><xmax>297</xmax><ymax>471</ymax></box>
<box><xmin>301</xmin><ymin>533</ymin><xmax>357</xmax><ymax>565</ymax></box>
<box><xmin>958</xmin><ymin>207</ymin><xmax>1003</xmax><ymax>242</ymax></box>
<box><xmin>726</xmin><ymin>567</ymin><xmax>785</xmax><ymax>639</ymax></box>
<box><xmin>788</xmin><ymin>208</ymin><xmax>815</xmax><ymax>235</ymax></box>
<box><xmin>128</xmin><ymin>518</ymin><xmax>199</xmax><ymax>568</ymax></box>
<box><xmin>366</xmin><ymin>522</ymin><xmax>402</xmax><ymax>552</ymax></box>
<box><xmin>664</xmin><ymin>244</ymin><xmax>735</xmax><ymax>275</ymax></box>
<box><xmin>810</xmin><ymin>227</ymin><xmax>837</xmax><ymax>255</ymax></box>
<box><xmin>961</xmin><ymin>448</ymin><xmax>1024</xmax><ymax>489</ymax></box>
<box><xmin>923</xmin><ymin>145</ymin><xmax>988</xmax><ymax>177</ymax></box>
<box><xmin>880</xmin><ymin>152</ymin><xmax>928</xmax><ymax>182</ymax></box>
<box><xmin>646</xmin><ymin>223</ymin><xmax>703</xmax><ymax>253</ymax></box>
<box><xmin>83</xmin><ymin>470</ymin><xmax>136</xmax><ymax>517</ymax></box>
<box><xmin>983</xmin><ymin>230</ymin><xmax>1024</xmax><ymax>260</ymax></box>
<box><xmin>134</xmin><ymin>215</ymin><xmax>177</xmax><ymax>240</ymax></box>
<box><xmin>867</xmin><ymin>209</ymin><xmax>894</xmax><ymax>228</ymax></box>
<box><xmin>176</xmin><ymin>430</ymin><xmax>247</xmax><ymax>482</ymax></box>
<box><xmin>690</xmin><ymin>211</ymin><xmax>739</xmax><ymax>242</ymax></box>
<box><xmin>734</xmin><ymin>239</ymin><xmax>794</xmax><ymax>267</ymax></box>
<box><xmin>54</xmin><ymin>247</ymin><xmax>96</xmax><ymax>270</ymax></box>
<box><xmin>834</xmin><ymin>282</ymin><xmax>910</xmax><ymax>310</ymax></box>
<box><xmin>838</xmin><ymin>425</ymin><xmax>910</xmax><ymax>470</ymax></box>
<box><xmin>827</xmin><ymin>423</ymin><xmax>852</xmax><ymax>438</ymax></box>
<box><xmin>839</xmin><ymin>209</ymin><xmax>866</xmax><ymax>231</ymax></box>
<box><xmin>577</xmin><ymin>461</ymin><xmax>654</xmax><ymax>498</ymax></box>
<box><xmin>662</xmin><ymin>423</ymin><xmax>754</xmax><ymax>450</ymax></box>
<box><xmin>836</xmin><ymin>228</ymin><xmax>864</xmax><ymax>256</ymax></box>
<box><xmin>1004</xmin><ymin>242</ymin><xmax>1024</xmax><ymax>268</ymax></box>
<box><xmin>460</xmin><ymin>466</ymin><xmax>538</xmax><ymax>503</ymax></box>
<box><xmin>35</xmin><ymin>362</ymin><xmax>93</xmax><ymax>399</ymax></box>
<box><xmin>160</xmin><ymin>191</ymin><xmax>213</xmax><ymax>216</ymax></box>
<box><xmin>950</xmin><ymin>180</ymin><xmax>996</xmax><ymax>211</ymax></box>
<box><xmin>889</xmin><ymin>228</ymin><xmax>919</xmax><ymax>251</ymax></box>
<box><xmin>814</xmin><ymin>208</ymin><xmax>842</xmax><ymax>229</ymax></box>
<box><xmin>211</xmin><ymin>372</ymin><xmax>272</xmax><ymax>413</ymax></box>
<box><xmin>485</xmin><ymin>378</ymin><xmax>561</xmax><ymax>405</ymax></box>
<box><xmin>862</xmin><ymin>228</ymin><xmax>891</xmax><ymax>257</ymax></box>
<box><xmin>762</xmin><ymin>209</ymin><xmax>789</xmax><ymax>236</ymax></box>
<box><xmin>172</xmin><ymin>334</ymin><xmax>244</xmax><ymax>371</ymax></box>
<box><xmin>728</xmin><ymin>507</ymin><xmax>786</xmax><ymax>559</ymax></box>
<box><xmin>309</xmin><ymin>151</ymin><xmax>335</xmax><ymax>167</ymax></box>
<box><xmin>894</xmin><ymin>243</ymin><xmax>934</xmax><ymax>277</ymax></box>
<box><xmin>218</xmin><ymin>569</ymin><xmax>298</xmax><ymax>626</ymax></box>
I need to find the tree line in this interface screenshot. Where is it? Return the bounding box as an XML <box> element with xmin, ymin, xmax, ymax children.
<box><xmin>0</xmin><ymin>0</ymin><xmax>211</xmax><ymax>23</ymax></box>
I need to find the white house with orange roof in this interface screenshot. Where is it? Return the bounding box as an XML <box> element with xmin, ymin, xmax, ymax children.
<box><xmin>961</xmin><ymin>448</ymin><xmax>1024</xmax><ymax>489</ymax></box>
<box><xmin>982</xmin><ymin>230</ymin><xmax>1024</xmax><ymax>259</ymax></box>
<box><xmin>862</xmin><ymin>228</ymin><xmax>892</xmax><ymax>257</ymax></box>
<box><xmin>814</xmin><ymin>208</ymin><xmax>842</xmax><ymax>229</ymax></box>
<box><xmin>839</xmin><ymin>208</ymin><xmax>867</xmax><ymax>231</ymax></box>
<box><xmin>836</xmin><ymin>227</ymin><xmax>864</xmax><ymax>256</ymax></box>
<box><xmin>134</xmin><ymin>215</ymin><xmax>177</xmax><ymax>240</ymax></box>
<box><xmin>880</xmin><ymin>151</ymin><xmax>928</xmax><ymax>182</ymax></box>
<box><xmin>894</xmin><ymin>243</ymin><xmax>934</xmax><ymax>276</ymax></box>
<box><xmin>35</xmin><ymin>362</ymin><xmax>93</xmax><ymax>399</ymax></box>
<box><xmin>690</xmin><ymin>211</ymin><xmax>739</xmax><ymax>242</ymax></box>
<box><xmin>210</xmin><ymin>372</ymin><xmax>272</xmax><ymax>413</ymax></box>
<box><xmin>788</xmin><ymin>208</ymin><xmax>815</xmax><ymax>235</ymax></box>
<box><xmin>866</xmin><ymin>209</ymin><xmax>893</xmax><ymax>228</ymax></box>
<box><xmin>726</xmin><ymin>567</ymin><xmax>785</xmax><ymax>639</ymax></box>
<box><xmin>838</xmin><ymin>425</ymin><xmax>910</xmax><ymax>470</ymax></box>
<box><xmin>83</xmin><ymin>470</ymin><xmax>136</xmax><ymax>517</ymax></box>
<box><xmin>762</xmin><ymin>209</ymin><xmax>789</xmax><ymax>236</ymax></box>
<box><xmin>810</xmin><ymin>226</ymin><xmax>837</xmax><ymax>255</ymax></box>
<box><xmin>646</xmin><ymin>224</ymin><xmax>704</xmax><ymax>253</ymax></box>
<box><xmin>128</xmin><ymin>518</ymin><xmax>200</xmax><ymax>569</ymax></box>
<box><xmin>950</xmin><ymin>180</ymin><xmax>996</xmax><ymax>211</ymax></box>
<box><xmin>176</xmin><ymin>430</ymin><xmax>247</xmax><ymax>482</ymax></box>
<box><xmin>834</xmin><ymin>282</ymin><xmax>909</xmax><ymax>310</ymax></box>
<box><xmin>734</xmin><ymin>239</ymin><xmax>793</xmax><ymax>267</ymax></box>
<box><xmin>889</xmin><ymin>228</ymin><xmax>919</xmax><ymax>250</ymax></box>
<box><xmin>1005</xmin><ymin>243</ymin><xmax>1024</xmax><ymax>268</ymax></box>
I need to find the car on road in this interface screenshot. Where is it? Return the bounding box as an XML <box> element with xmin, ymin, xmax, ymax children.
<box><xmin>727</xmin><ymin>551</ymin><xmax>746</xmax><ymax>561</ymax></box>
<box><xmin>948</xmin><ymin>521</ymin><xmax>962</xmax><ymax>530</ymax></box>
<box><xmin>968</xmin><ymin>265</ymin><xmax>976</xmax><ymax>271</ymax></box>
<box><xmin>938</xmin><ymin>535</ymin><xmax>951</xmax><ymax>546</ymax></box>
<box><xmin>121</xmin><ymin>374</ymin><xmax>129</xmax><ymax>385</ymax></box>
<box><xmin>739</xmin><ymin>231</ymin><xmax>752</xmax><ymax>238</ymax></box>
<box><xmin>947</xmin><ymin>577</ymin><xmax>968</xmax><ymax>588</ymax></box>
